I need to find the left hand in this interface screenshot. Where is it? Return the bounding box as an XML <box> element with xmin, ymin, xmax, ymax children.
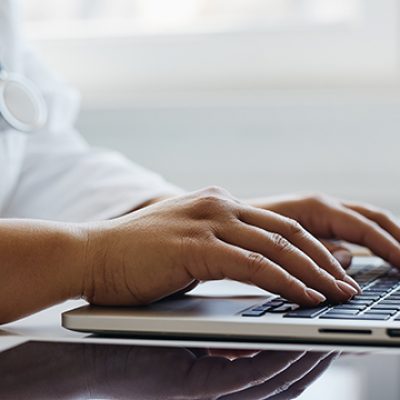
<box><xmin>249</xmin><ymin>194</ymin><xmax>400</xmax><ymax>269</ymax></box>
<box><xmin>87</xmin><ymin>346</ymin><xmax>338</xmax><ymax>399</ymax></box>
<box><xmin>0</xmin><ymin>341</ymin><xmax>337</xmax><ymax>399</ymax></box>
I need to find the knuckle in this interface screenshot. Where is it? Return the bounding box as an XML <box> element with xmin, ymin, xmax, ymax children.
<box><xmin>202</xmin><ymin>185</ymin><xmax>226</xmax><ymax>196</ymax></box>
<box><xmin>200</xmin><ymin>195</ymin><xmax>224</xmax><ymax>205</ymax></box>
<box><xmin>192</xmin><ymin>194</ymin><xmax>229</xmax><ymax>218</ymax></box>
<box><xmin>274</xmin><ymin>383</ymin><xmax>291</xmax><ymax>395</ymax></box>
<box><xmin>335</xmin><ymin>269</ymin><xmax>346</xmax><ymax>281</ymax></box>
<box><xmin>315</xmin><ymin>265</ymin><xmax>328</xmax><ymax>279</ymax></box>
<box><xmin>197</xmin><ymin>194</ymin><xmax>222</xmax><ymax>208</ymax></box>
<box><xmin>286</xmin><ymin>218</ymin><xmax>304</xmax><ymax>236</ymax></box>
<box><xmin>270</xmin><ymin>233</ymin><xmax>292</xmax><ymax>253</ymax></box>
<box><xmin>201</xmin><ymin>185</ymin><xmax>237</xmax><ymax>202</ymax></box>
<box><xmin>307</xmin><ymin>192</ymin><xmax>331</xmax><ymax>207</ymax></box>
<box><xmin>246</xmin><ymin>252</ymin><xmax>266</xmax><ymax>275</ymax></box>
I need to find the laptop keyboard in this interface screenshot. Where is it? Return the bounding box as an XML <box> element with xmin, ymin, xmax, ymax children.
<box><xmin>241</xmin><ymin>262</ymin><xmax>400</xmax><ymax>321</ymax></box>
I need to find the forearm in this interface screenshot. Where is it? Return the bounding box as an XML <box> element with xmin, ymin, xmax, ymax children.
<box><xmin>0</xmin><ymin>220</ymin><xmax>86</xmax><ymax>324</ymax></box>
<box><xmin>0</xmin><ymin>195</ymin><xmax>174</xmax><ymax>323</ymax></box>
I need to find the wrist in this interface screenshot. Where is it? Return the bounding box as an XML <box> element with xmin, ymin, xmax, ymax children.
<box><xmin>79</xmin><ymin>216</ymin><xmax>144</xmax><ymax>306</ymax></box>
<box><xmin>78</xmin><ymin>221</ymin><xmax>117</xmax><ymax>304</ymax></box>
<box><xmin>58</xmin><ymin>223</ymin><xmax>93</xmax><ymax>300</ymax></box>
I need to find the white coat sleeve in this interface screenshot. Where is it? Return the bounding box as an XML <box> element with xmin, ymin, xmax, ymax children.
<box><xmin>2</xmin><ymin>48</ymin><xmax>183</xmax><ymax>222</ymax></box>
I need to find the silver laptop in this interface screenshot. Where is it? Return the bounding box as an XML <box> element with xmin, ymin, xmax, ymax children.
<box><xmin>62</xmin><ymin>256</ymin><xmax>400</xmax><ymax>344</ymax></box>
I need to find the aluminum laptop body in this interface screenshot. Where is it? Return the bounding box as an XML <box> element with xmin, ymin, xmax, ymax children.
<box><xmin>62</xmin><ymin>257</ymin><xmax>400</xmax><ymax>344</ymax></box>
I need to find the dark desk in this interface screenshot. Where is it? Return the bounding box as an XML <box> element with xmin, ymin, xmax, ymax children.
<box><xmin>0</xmin><ymin>338</ymin><xmax>399</xmax><ymax>399</ymax></box>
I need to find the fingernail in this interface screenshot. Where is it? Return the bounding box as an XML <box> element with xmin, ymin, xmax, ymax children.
<box><xmin>336</xmin><ymin>280</ymin><xmax>358</xmax><ymax>297</ymax></box>
<box><xmin>305</xmin><ymin>288</ymin><xmax>327</xmax><ymax>303</ymax></box>
<box><xmin>343</xmin><ymin>275</ymin><xmax>362</xmax><ymax>293</ymax></box>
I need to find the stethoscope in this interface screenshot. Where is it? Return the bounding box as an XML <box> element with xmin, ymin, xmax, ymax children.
<box><xmin>0</xmin><ymin>62</ymin><xmax>47</xmax><ymax>133</ymax></box>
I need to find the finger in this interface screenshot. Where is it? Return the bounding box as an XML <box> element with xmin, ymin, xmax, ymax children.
<box><xmin>238</xmin><ymin>207</ymin><xmax>360</xmax><ymax>293</ymax></box>
<box><xmin>321</xmin><ymin>204</ymin><xmax>400</xmax><ymax>267</ymax></box>
<box><xmin>186</xmin><ymin>350</ymin><xmax>306</xmax><ymax>398</ymax></box>
<box><xmin>220</xmin><ymin>351</ymin><xmax>333</xmax><ymax>400</ymax></box>
<box><xmin>202</xmin><ymin>240</ymin><xmax>327</xmax><ymax>306</ymax></box>
<box><xmin>320</xmin><ymin>240</ymin><xmax>353</xmax><ymax>269</ymax></box>
<box><xmin>344</xmin><ymin>202</ymin><xmax>400</xmax><ymax>243</ymax></box>
<box><xmin>267</xmin><ymin>352</ymin><xmax>339</xmax><ymax>400</ymax></box>
<box><xmin>219</xmin><ymin>223</ymin><xmax>357</xmax><ymax>303</ymax></box>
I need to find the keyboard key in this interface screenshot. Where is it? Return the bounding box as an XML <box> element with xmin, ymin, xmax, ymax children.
<box><xmin>347</xmin><ymin>299</ymin><xmax>374</xmax><ymax>306</ymax></box>
<box><xmin>371</xmin><ymin>283</ymin><xmax>397</xmax><ymax>288</ymax></box>
<box><xmin>375</xmin><ymin>277</ymin><xmax>399</xmax><ymax>283</ymax></box>
<box><xmin>324</xmin><ymin>309</ymin><xmax>360</xmax><ymax>315</ymax></box>
<box><xmin>363</xmin><ymin>289</ymin><xmax>389</xmax><ymax>294</ymax></box>
<box><xmin>363</xmin><ymin>312</ymin><xmax>394</xmax><ymax>319</ymax></box>
<box><xmin>268</xmin><ymin>304</ymin><xmax>299</xmax><ymax>313</ymax></box>
<box><xmin>363</xmin><ymin>289</ymin><xmax>385</xmax><ymax>294</ymax></box>
<box><xmin>331</xmin><ymin>304</ymin><xmax>367</xmax><ymax>311</ymax></box>
<box><xmin>242</xmin><ymin>310</ymin><xmax>266</xmax><ymax>317</ymax></box>
<box><xmin>273</xmin><ymin>298</ymin><xmax>287</xmax><ymax>303</ymax></box>
<box><xmin>320</xmin><ymin>314</ymin><xmax>390</xmax><ymax>321</ymax></box>
<box><xmin>370</xmin><ymin>305</ymin><xmax>400</xmax><ymax>311</ymax></box>
<box><xmin>284</xmin><ymin>306</ymin><xmax>328</xmax><ymax>319</ymax></box>
<box><xmin>263</xmin><ymin>300</ymin><xmax>283</xmax><ymax>308</ymax></box>
<box><xmin>363</xmin><ymin>309</ymin><xmax>397</xmax><ymax>316</ymax></box>
<box><xmin>386</xmin><ymin>295</ymin><xmax>400</xmax><ymax>301</ymax></box>
<box><xmin>352</xmin><ymin>295</ymin><xmax>381</xmax><ymax>301</ymax></box>
<box><xmin>370</xmin><ymin>283</ymin><xmax>395</xmax><ymax>288</ymax></box>
<box><xmin>377</xmin><ymin>300</ymin><xmax>400</xmax><ymax>306</ymax></box>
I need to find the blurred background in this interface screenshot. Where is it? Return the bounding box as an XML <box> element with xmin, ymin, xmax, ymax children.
<box><xmin>19</xmin><ymin>3</ymin><xmax>400</xmax><ymax>398</ymax></box>
<box><xmin>22</xmin><ymin>0</ymin><xmax>400</xmax><ymax>212</ymax></box>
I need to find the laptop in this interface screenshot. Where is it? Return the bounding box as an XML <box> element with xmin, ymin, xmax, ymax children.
<box><xmin>62</xmin><ymin>256</ymin><xmax>400</xmax><ymax>344</ymax></box>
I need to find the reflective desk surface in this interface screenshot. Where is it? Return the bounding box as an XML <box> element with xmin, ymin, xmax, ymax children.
<box><xmin>1</xmin><ymin>338</ymin><xmax>400</xmax><ymax>399</ymax></box>
<box><xmin>0</xmin><ymin>283</ymin><xmax>400</xmax><ymax>399</ymax></box>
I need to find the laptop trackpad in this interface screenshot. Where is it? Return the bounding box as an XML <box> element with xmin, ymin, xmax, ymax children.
<box><xmin>143</xmin><ymin>295</ymin><xmax>267</xmax><ymax>317</ymax></box>
<box><xmin>142</xmin><ymin>281</ymin><xmax>272</xmax><ymax>317</ymax></box>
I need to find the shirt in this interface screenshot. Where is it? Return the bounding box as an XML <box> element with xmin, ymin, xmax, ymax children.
<box><xmin>0</xmin><ymin>0</ymin><xmax>182</xmax><ymax>222</ymax></box>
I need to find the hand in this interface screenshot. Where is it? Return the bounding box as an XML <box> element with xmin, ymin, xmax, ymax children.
<box><xmin>249</xmin><ymin>194</ymin><xmax>400</xmax><ymax>269</ymax></box>
<box><xmin>88</xmin><ymin>346</ymin><xmax>337</xmax><ymax>400</ymax></box>
<box><xmin>83</xmin><ymin>187</ymin><xmax>361</xmax><ymax>308</ymax></box>
<box><xmin>0</xmin><ymin>341</ymin><xmax>338</xmax><ymax>400</ymax></box>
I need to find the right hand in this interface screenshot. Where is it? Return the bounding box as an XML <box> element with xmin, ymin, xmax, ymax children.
<box><xmin>82</xmin><ymin>187</ymin><xmax>360</xmax><ymax>307</ymax></box>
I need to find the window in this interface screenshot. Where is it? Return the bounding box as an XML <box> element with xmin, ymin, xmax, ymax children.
<box><xmin>22</xmin><ymin>0</ymin><xmax>399</xmax><ymax>104</ymax></box>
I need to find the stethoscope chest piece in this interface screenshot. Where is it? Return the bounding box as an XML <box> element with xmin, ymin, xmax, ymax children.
<box><xmin>0</xmin><ymin>67</ymin><xmax>47</xmax><ymax>133</ymax></box>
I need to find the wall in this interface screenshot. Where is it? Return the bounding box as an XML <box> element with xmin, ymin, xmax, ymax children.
<box><xmin>77</xmin><ymin>88</ymin><xmax>400</xmax><ymax>212</ymax></box>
